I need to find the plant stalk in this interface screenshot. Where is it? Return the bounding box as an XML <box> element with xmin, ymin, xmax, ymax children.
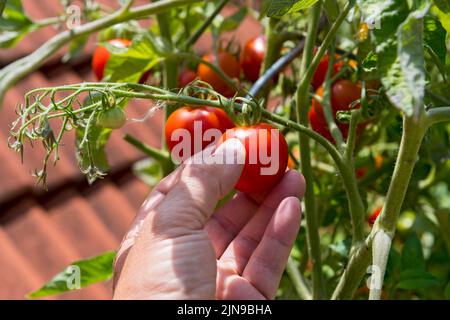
<box><xmin>295</xmin><ymin>1</ymin><xmax>323</xmax><ymax>300</ymax></box>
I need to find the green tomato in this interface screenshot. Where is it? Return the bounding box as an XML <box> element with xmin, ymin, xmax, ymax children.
<box><xmin>96</xmin><ymin>107</ymin><xmax>126</xmax><ymax>129</ymax></box>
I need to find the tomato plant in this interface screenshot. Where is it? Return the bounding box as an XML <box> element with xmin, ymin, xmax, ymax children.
<box><xmin>219</xmin><ymin>123</ymin><xmax>288</xmax><ymax>193</ymax></box>
<box><xmin>2</xmin><ymin>0</ymin><xmax>450</xmax><ymax>302</ymax></box>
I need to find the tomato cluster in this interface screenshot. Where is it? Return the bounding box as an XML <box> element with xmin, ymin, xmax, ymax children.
<box><xmin>165</xmin><ymin>106</ymin><xmax>288</xmax><ymax>193</ymax></box>
<box><xmin>191</xmin><ymin>35</ymin><xmax>269</xmax><ymax>96</ymax></box>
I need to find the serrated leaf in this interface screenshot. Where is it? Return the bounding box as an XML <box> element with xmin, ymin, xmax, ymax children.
<box><xmin>423</xmin><ymin>15</ymin><xmax>447</xmax><ymax>69</ymax></box>
<box><xmin>367</xmin><ymin>0</ymin><xmax>428</xmax><ymax>118</ymax></box>
<box><xmin>27</xmin><ymin>252</ymin><xmax>116</xmax><ymax>299</ymax></box>
<box><xmin>289</xmin><ymin>0</ymin><xmax>319</xmax><ymax>13</ymax></box>
<box><xmin>397</xmin><ymin>268</ymin><xmax>440</xmax><ymax>290</ymax></box>
<box><xmin>266</xmin><ymin>0</ymin><xmax>318</xmax><ymax>17</ymax></box>
<box><xmin>104</xmin><ymin>33</ymin><xmax>160</xmax><ymax>83</ymax></box>
<box><xmin>401</xmin><ymin>233</ymin><xmax>426</xmax><ymax>270</ymax></box>
<box><xmin>395</xmin><ymin>10</ymin><xmax>427</xmax><ymax>117</ymax></box>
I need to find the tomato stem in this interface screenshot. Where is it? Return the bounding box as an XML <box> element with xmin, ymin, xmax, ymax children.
<box><xmin>295</xmin><ymin>1</ymin><xmax>324</xmax><ymax>300</ymax></box>
<box><xmin>286</xmin><ymin>258</ymin><xmax>312</xmax><ymax>300</ymax></box>
<box><xmin>182</xmin><ymin>0</ymin><xmax>230</xmax><ymax>50</ymax></box>
<box><xmin>0</xmin><ymin>0</ymin><xmax>203</xmax><ymax>106</ymax></box>
<box><xmin>124</xmin><ymin>134</ymin><xmax>174</xmax><ymax>175</ymax></box>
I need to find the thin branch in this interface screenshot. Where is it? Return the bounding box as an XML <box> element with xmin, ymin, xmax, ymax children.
<box><xmin>294</xmin><ymin>1</ymin><xmax>324</xmax><ymax>299</ymax></box>
<box><xmin>286</xmin><ymin>258</ymin><xmax>312</xmax><ymax>300</ymax></box>
<box><xmin>0</xmin><ymin>0</ymin><xmax>204</xmax><ymax>106</ymax></box>
<box><xmin>426</xmin><ymin>106</ymin><xmax>450</xmax><ymax>125</ymax></box>
<box><xmin>183</xmin><ymin>0</ymin><xmax>230</xmax><ymax>50</ymax></box>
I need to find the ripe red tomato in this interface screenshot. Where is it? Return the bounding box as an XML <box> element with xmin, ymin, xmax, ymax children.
<box><xmin>240</xmin><ymin>35</ymin><xmax>266</xmax><ymax>82</ymax></box>
<box><xmin>308</xmin><ymin>79</ymin><xmax>363</xmax><ymax>143</ymax></box>
<box><xmin>92</xmin><ymin>38</ymin><xmax>150</xmax><ymax>84</ymax></box>
<box><xmin>218</xmin><ymin>123</ymin><xmax>288</xmax><ymax>193</ymax></box>
<box><xmin>178</xmin><ymin>69</ymin><xmax>197</xmax><ymax>87</ymax></box>
<box><xmin>197</xmin><ymin>51</ymin><xmax>240</xmax><ymax>97</ymax></box>
<box><xmin>368</xmin><ymin>207</ymin><xmax>382</xmax><ymax>225</ymax></box>
<box><xmin>311</xmin><ymin>50</ymin><xmax>358</xmax><ymax>90</ymax></box>
<box><xmin>165</xmin><ymin>106</ymin><xmax>234</xmax><ymax>160</ymax></box>
<box><xmin>311</xmin><ymin>54</ymin><xmax>344</xmax><ymax>90</ymax></box>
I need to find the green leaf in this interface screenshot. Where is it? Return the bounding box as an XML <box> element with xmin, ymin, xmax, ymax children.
<box><xmin>132</xmin><ymin>158</ymin><xmax>163</xmax><ymax>187</ymax></box>
<box><xmin>423</xmin><ymin>15</ymin><xmax>447</xmax><ymax>76</ymax></box>
<box><xmin>362</xmin><ymin>51</ymin><xmax>378</xmax><ymax>72</ymax></box>
<box><xmin>266</xmin><ymin>0</ymin><xmax>318</xmax><ymax>17</ymax></box>
<box><xmin>358</xmin><ymin>0</ymin><xmax>409</xmax><ymax>39</ymax></box>
<box><xmin>434</xmin><ymin>0</ymin><xmax>450</xmax><ymax>13</ymax></box>
<box><xmin>397</xmin><ymin>268</ymin><xmax>440</xmax><ymax>290</ymax></box>
<box><xmin>76</xmin><ymin>125</ymin><xmax>112</xmax><ymax>184</ymax></box>
<box><xmin>0</xmin><ymin>0</ymin><xmax>36</xmax><ymax>48</ymax></box>
<box><xmin>288</xmin><ymin>0</ymin><xmax>319</xmax><ymax>13</ymax></box>
<box><xmin>218</xmin><ymin>7</ymin><xmax>247</xmax><ymax>33</ymax></box>
<box><xmin>104</xmin><ymin>33</ymin><xmax>160</xmax><ymax>83</ymax></box>
<box><xmin>401</xmin><ymin>233</ymin><xmax>426</xmax><ymax>270</ymax></box>
<box><xmin>366</xmin><ymin>1</ymin><xmax>429</xmax><ymax>117</ymax></box>
<box><xmin>27</xmin><ymin>251</ymin><xmax>116</xmax><ymax>299</ymax></box>
<box><xmin>445</xmin><ymin>282</ymin><xmax>450</xmax><ymax>299</ymax></box>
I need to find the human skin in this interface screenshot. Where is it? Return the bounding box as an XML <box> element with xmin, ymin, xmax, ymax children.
<box><xmin>113</xmin><ymin>139</ymin><xmax>306</xmax><ymax>299</ymax></box>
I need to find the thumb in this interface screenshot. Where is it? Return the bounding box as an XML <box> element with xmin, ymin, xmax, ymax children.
<box><xmin>149</xmin><ymin>138</ymin><xmax>245</xmax><ymax>233</ymax></box>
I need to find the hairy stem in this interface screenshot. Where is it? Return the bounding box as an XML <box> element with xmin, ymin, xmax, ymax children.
<box><xmin>333</xmin><ymin>114</ymin><xmax>427</xmax><ymax>299</ymax></box>
<box><xmin>295</xmin><ymin>1</ymin><xmax>323</xmax><ymax>299</ymax></box>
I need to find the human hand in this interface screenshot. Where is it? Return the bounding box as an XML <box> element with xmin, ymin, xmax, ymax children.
<box><xmin>113</xmin><ymin>139</ymin><xmax>306</xmax><ymax>299</ymax></box>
